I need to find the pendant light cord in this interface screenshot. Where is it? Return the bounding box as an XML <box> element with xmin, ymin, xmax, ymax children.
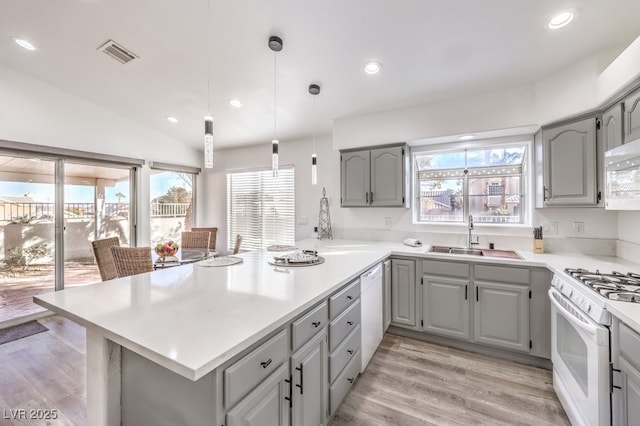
<box><xmin>207</xmin><ymin>0</ymin><xmax>211</xmax><ymax>114</ymax></box>
<box><xmin>273</xmin><ymin>52</ymin><xmax>277</xmax><ymax>140</ymax></box>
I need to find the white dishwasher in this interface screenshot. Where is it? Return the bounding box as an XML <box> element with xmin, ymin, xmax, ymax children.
<box><xmin>360</xmin><ymin>262</ymin><xmax>383</xmax><ymax>372</ymax></box>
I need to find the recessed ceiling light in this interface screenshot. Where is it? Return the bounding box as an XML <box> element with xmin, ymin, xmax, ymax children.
<box><xmin>459</xmin><ymin>135</ymin><xmax>475</xmax><ymax>140</ymax></box>
<box><xmin>364</xmin><ymin>61</ymin><xmax>382</xmax><ymax>75</ymax></box>
<box><xmin>229</xmin><ymin>98</ymin><xmax>243</xmax><ymax>108</ymax></box>
<box><xmin>13</xmin><ymin>37</ymin><xmax>36</xmax><ymax>51</ymax></box>
<box><xmin>548</xmin><ymin>11</ymin><xmax>575</xmax><ymax>29</ymax></box>
<box><xmin>165</xmin><ymin>116</ymin><xmax>178</xmax><ymax>124</ymax></box>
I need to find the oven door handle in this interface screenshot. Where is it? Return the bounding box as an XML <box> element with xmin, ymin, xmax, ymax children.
<box><xmin>549</xmin><ymin>288</ymin><xmax>604</xmax><ymax>342</ymax></box>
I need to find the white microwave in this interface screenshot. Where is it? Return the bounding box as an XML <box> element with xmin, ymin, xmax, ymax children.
<box><xmin>605</xmin><ymin>138</ymin><xmax>640</xmax><ymax>210</ymax></box>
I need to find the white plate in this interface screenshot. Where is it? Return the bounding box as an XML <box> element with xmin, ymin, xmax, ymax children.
<box><xmin>196</xmin><ymin>256</ymin><xmax>243</xmax><ymax>267</ymax></box>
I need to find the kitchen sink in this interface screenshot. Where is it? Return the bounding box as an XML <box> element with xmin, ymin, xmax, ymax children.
<box><xmin>427</xmin><ymin>245</ymin><xmax>522</xmax><ymax>259</ymax></box>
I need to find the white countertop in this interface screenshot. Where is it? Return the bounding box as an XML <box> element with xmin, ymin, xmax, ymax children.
<box><xmin>34</xmin><ymin>239</ymin><xmax>640</xmax><ymax>380</ymax></box>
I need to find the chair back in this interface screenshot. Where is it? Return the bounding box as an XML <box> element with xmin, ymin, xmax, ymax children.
<box><xmin>110</xmin><ymin>246</ymin><xmax>154</xmax><ymax>278</ymax></box>
<box><xmin>233</xmin><ymin>234</ymin><xmax>242</xmax><ymax>255</ymax></box>
<box><xmin>191</xmin><ymin>227</ymin><xmax>218</xmax><ymax>251</ymax></box>
<box><xmin>91</xmin><ymin>237</ymin><xmax>120</xmax><ymax>281</ymax></box>
<box><xmin>181</xmin><ymin>231</ymin><xmax>211</xmax><ymax>252</ymax></box>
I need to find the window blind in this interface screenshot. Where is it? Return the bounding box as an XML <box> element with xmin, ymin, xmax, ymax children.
<box><xmin>226</xmin><ymin>166</ymin><xmax>295</xmax><ymax>251</ymax></box>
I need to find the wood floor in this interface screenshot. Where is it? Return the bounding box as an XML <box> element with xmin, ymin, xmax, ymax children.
<box><xmin>331</xmin><ymin>334</ymin><xmax>570</xmax><ymax>426</ymax></box>
<box><xmin>0</xmin><ymin>317</ymin><xmax>569</xmax><ymax>425</ymax></box>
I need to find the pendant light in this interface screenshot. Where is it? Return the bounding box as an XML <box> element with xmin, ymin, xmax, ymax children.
<box><xmin>309</xmin><ymin>83</ymin><xmax>320</xmax><ymax>185</ymax></box>
<box><xmin>203</xmin><ymin>0</ymin><xmax>214</xmax><ymax>169</ymax></box>
<box><xmin>269</xmin><ymin>36</ymin><xmax>283</xmax><ymax>177</ymax></box>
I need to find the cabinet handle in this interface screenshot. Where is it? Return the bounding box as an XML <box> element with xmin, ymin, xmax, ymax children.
<box><xmin>365</xmin><ymin>192</ymin><xmax>369</xmax><ymax>203</ymax></box>
<box><xmin>347</xmin><ymin>321</ymin><xmax>354</xmax><ymax>326</ymax></box>
<box><xmin>476</xmin><ymin>287</ymin><xmax>479</xmax><ymax>302</ymax></box>
<box><xmin>312</xmin><ymin>321</ymin><xmax>321</xmax><ymax>328</ymax></box>
<box><xmin>284</xmin><ymin>375</ymin><xmax>293</xmax><ymax>407</ymax></box>
<box><xmin>543</xmin><ymin>186</ymin><xmax>550</xmax><ymax>202</ymax></box>
<box><xmin>347</xmin><ymin>377</ymin><xmax>355</xmax><ymax>384</ymax></box>
<box><xmin>260</xmin><ymin>359</ymin><xmax>272</xmax><ymax>369</ymax></box>
<box><xmin>347</xmin><ymin>295</ymin><xmax>354</xmax><ymax>300</ymax></box>
<box><xmin>296</xmin><ymin>364</ymin><xmax>304</xmax><ymax>394</ymax></box>
<box><xmin>370</xmin><ymin>192</ymin><xmax>373</xmax><ymax>204</ymax></box>
<box><xmin>465</xmin><ymin>285</ymin><xmax>468</xmax><ymax>300</ymax></box>
<box><xmin>347</xmin><ymin>349</ymin><xmax>354</xmax><ymax>355</ymax></box>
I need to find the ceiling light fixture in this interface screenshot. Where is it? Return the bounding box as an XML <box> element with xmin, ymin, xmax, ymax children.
<box><xmin>166</xmin><ymin>116</ymin><xmax>178</xmax><ymax>124</ymax></box>
<box><xmin>229</xmin><ymin>98</ymin><xmax>243</xmax><ymax>108</ymax></box>
<box><xmin>203</xmin><ymin>0</ymin><xmax>214</xmax><ymax>169</ymax></box>
<box><xmin>459</xmin><ymin>134</ymin><xmax>475</xmax><ymax>140</ymax></box>
<box><xmin>309</xmin><ymin>83</ymin><xmax>321</xmax><ymax>185</ymax></box>
<box><xmin>13</xmin><ymin>37</ymin><xmax>36</xmax><ymax>51</ymax></box>
<box><xmin>269</xmin><ymin>35</ymin><xmax>283</xmax><ymax>177</ymax></box>
<box><xmin>548</xmin><ymin>11</ymin><xmax>575</xmax><ymax>29</ymax></box>
<box><xmin>364</xmin><ymin>61</ymin><xmax>381</xmax><ymax>75</ymax></box>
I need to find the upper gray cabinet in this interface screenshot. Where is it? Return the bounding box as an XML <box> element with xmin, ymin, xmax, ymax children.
<box><xmin>603</xmin><ymin>103</ymin><xmax>624</xmax><ymax>152</ymax></box>
<box><xmin>540</xmin><ymin>116</ymin><xmax>600</xmax><ymax>206</ymax></box>
<box><xmin>340</xmin><ymin>144</ymin><xmax>410</xmax><ymax>207</ymax></box>
<box><xmin>624</xmin><ymin>87</ymin><xmax>640</xmax><ymax>143</ymax></box>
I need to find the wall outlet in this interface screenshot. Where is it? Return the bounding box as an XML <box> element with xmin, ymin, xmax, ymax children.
<box><xmin>384</xmin><ymin>217</ymin><xmax>391</xmax><ymax>229</ymax></box>
<box><xmin>572</xmin><ymin>221</ymin><xmax>585</xmax><ymax>236</ymax></box>
<box><xmin>543</xmin><ymin>222</ymin><xmax>558</xmax><ymax>235</ymax></box>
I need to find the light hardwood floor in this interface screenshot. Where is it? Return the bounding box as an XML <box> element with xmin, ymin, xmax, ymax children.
<box><xmin>0</xmin><ymin>317</ymin><xmax>569</xmax><ymax>425</ymax></box>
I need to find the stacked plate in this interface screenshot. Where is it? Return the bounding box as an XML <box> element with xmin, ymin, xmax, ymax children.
<box><xmin>268</xmin><ymin>250</ymin><xmax>325</xmax><ymax>267</ymax></box>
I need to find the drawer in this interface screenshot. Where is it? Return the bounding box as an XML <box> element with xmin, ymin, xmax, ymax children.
<box><xmin>475</xmin><ymin>264</ymin><xmax>530</xmax><ymax>284</ymax></box>
<box><xmin>329</xmin><ymin>349</ymin><xmax>361</xmax><ymax>415</ymax></box>
<box><xmin>329</xmin><ymin>299</ymin><xmax>361</xmax><ymax>352</ymax></box>
<box><xmin>620</xmin><ymin>323</ymin><xmax>640</xmax><ymax>372</ymax></box>
<box><xmin>422</xmin><ymin>260</ymin><xmax>469</xmax><ymax>278</ymax></box>
<box><xmin>329</xmin><ymin>324</ymin><xmax>361</xmax><ymax>384</ymax></box>
<box><xmin>292</xmin><ymin>301</ymin><xmax>328</xmax><ymax>351</ymax></box>
<box><xmin>329</xmin><ymin>279</ymin><xmax>360</xmax><ymax>320</ymax></box>
<box><xmin>224</xmin><ymin>329</ymin><xmax>288</xmax><ymax>409</ymax></box>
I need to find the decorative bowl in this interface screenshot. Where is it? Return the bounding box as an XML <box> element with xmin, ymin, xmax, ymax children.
<box><xmin>155</xmin><ymin>241</ymin><xmax>179</xmax><ymax>257</ymax></box>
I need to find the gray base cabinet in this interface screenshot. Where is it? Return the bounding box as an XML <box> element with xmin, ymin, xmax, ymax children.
<box><xmin>620</xmin><ymin>357</ymin><xmax>640</xmax><ymax>426</ymax></box>
<box><xmin>226</xmin><ymin>363</ymin><xmax>290</xmax><ymax>426</ymax></box>
<box><xmin>422</xmin><ymin>276</ymin><xmax>470</xmax><ymax>340</ymax></box>
<box><xmin>291</xmin><ymin>330</ymin><xmax>328</xmax><ymax>426</ymax></box>
<box><xmin>390</xmin><ymin>258</ymin><xmax>417</xmax><ymax>328</ymax></box>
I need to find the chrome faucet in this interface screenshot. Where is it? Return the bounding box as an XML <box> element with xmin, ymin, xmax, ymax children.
<box><xmin>467</xmin><ymin>214</ymin><xmax>479</xmax><ymax>249</ymax></box>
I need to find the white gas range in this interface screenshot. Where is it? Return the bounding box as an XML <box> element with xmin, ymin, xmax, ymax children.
<box><xmin>550</xmin><ymin>268</ymin><xmax>640</xmax><ymax>426</ymax></box>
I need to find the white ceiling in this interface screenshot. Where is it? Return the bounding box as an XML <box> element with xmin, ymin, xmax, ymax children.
<box><xmin>1</xmin><ymin>0</ymin><xmax>639</xmax><ymax>151</ymax></box>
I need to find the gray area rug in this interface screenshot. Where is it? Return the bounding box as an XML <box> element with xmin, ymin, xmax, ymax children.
<box><xmin>0</xmin><ymin>321</ymin><xmax>48</xmax><ymax>345</ymax></box>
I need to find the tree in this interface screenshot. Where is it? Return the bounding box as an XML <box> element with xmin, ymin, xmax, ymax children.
<box><xmin>115</xmin><ymin>192</ymin><xmax>126</xmax><ymax>203</ymax></box>
<box><xmin>152</xmin><ymin>186</ymin><xmax>192</xmax><ymax>204</ymax></box>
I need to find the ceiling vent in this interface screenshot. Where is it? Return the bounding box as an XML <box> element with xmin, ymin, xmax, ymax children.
<box><xmin>97</xmin><ymin>39</ymin><xmax>138</xmax><ymax>64</ymax></box>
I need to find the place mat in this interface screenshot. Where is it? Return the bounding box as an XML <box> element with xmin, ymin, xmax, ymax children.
<box><xmin>0</xmin><ymin>321</ymin><xmax>48</xmax><ymax>345</ymax></box>
<box><xmin>196</xmin><ymin>256</ymin><xmax>243</xmax><ymax>267</ymax></box>
<box><xmin>266</xmin><ymin>245</ymin><xmax>296</xmax><ymax>252</ymax></box>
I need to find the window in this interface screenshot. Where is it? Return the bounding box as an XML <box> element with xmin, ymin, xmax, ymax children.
<box><xmin>149</xmin><ymin>162</ymin><xmax>200</xmax><ymax>246</ymax></box>
<box><xmin>227</xmin><ymin>166</ymin><xmax>295</xmax><ymax>251</ymax></box>
<box><xmin>414</xmin><ymin>144</ymin><xmax>527</xmax><ymax>224</ymax></box>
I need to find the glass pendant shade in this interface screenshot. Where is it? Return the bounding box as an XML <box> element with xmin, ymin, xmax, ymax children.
<box><xmin>204</xmin><ymin>116</ymin><xmax>214</xmax><ymax>169</ymax></box>
<box><xmin>272</xmin><ymin>139</ymin><xmax>279</xmax><ymax>177</ymax></box>
<box><xmin>311</xmin><ymin>154</ymin><xmax>317</xmax><ymax>185</ymax></box>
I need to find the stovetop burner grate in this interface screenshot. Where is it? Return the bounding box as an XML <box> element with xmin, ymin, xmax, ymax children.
<box><xmin>565</xmin><ymin>268</ymin><xmax>640</xmax><ymax>302</ymax></box>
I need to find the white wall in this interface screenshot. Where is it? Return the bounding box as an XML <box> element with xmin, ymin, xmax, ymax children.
<box><xmin>0</xmin><ymin>64</ymin><xmax>203</xmax><ymax>244</ymax></box>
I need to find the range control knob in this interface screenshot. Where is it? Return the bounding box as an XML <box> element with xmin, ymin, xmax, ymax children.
<box><xmin>575</xmin><ymin>296</ymin><xmax>583</xmax><ymax>306</ymax></box>
<box><xmin>585</xmin><ymin>303</ymin><xmax>591</xmax><ymax>313</ymax></box>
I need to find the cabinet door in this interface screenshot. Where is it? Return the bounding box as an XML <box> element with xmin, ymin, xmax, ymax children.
<box><xmin>226</xmin><ymin>363</ymin><xmax>290</xmax><ymax>426</ymax></box>
<box><xmin>624</xmin><ymin>88</ymin><xmax>640</xmax><ymax>143</ymax></box>
<box><xmin>422</xmin><ymin>276</ymin><xmax>470</xmax><ymax>340</ymax></box>
<box><xmin>620</xmin><ymin>357</ymin><xmax>640</xmax><ymax>426</ymax></box>
<box><xmin>474</xmin><ymin>282</ymin><xmax>529</xmax><ymax>352</ymax></box>
<box><xmin>291</xmin><ymin>330</ymin><xmax>328</xmax><ymax>426</ymax></box>
<box><xmin>390</xmin><ymin>259</ymin><xmax>416</xmax><ymax>328</ymax></box>
<box><xmin>542</xmin><ymin>117</ymin><xmax>598</xmax><ymax>205</ymax></box>
<box><xmin>603</xmin><ymin>103</ymin><xmax>624</xmax><ymax>151</ymax></box>
<box><xmin>370</xmin><ymin>146</ymin><xmax>404</xmax><ymax>207</ymax></box>
<box><xmin>341</xmin><ymin>150</ymin><xmax>370</xmax><ymax>206</ymax></box>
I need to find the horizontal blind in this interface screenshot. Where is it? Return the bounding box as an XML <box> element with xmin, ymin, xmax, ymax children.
<box><xmin>226</xmin><ymin>166</ymin><xmax>295</xmax><ymax>251</ymax></box>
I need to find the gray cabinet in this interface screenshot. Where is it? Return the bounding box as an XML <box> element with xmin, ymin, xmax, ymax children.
<box><xmin>541</xmin><ymin>116</ymin><xmax>599</xmax><ymax>206</ymax></box>
<box><xmin>390</xmin><ymin>258</ymin><xmax>416</xmax><ymax>328</ymax></box>
<box><xmin>291</xmin><ymin>330</ymin><xmax>328</xmax><ymax>426</ymax></box>
<box><xmin>422</xmin><ymin>275</ymin><xmax>470</xmax><ymax>340</ymax></box>
<box><xmin>226</xmin><ymin>363</ymin><xmax>290</xmax><ymax>426</ymax></box>
<box><xmin>340</xmin><ymin>144</ymin><xmax>409</xmax><ymax>207</ymax></box>
<box><xmin>624</xmin><ymin>87</ymin><xmax>640</xmax><ymax>143</ymax></box>
<box><xmin>620</xmin><ymin>357</ymin><xmax>640</xmax><ymax>426</ymax></box>
<box><xmin>603</xmin><ymin>103</ymin><xmax>624</xmax><ymax>151</ymax></box>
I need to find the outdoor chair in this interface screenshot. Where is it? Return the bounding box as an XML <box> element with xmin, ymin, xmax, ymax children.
<box><xmin>110</xmin><ymin>246</ymin><xmax>154</xmax><ymax>278</ymax></box>
<box><xmin>91</xmin><ymin>237</ymin><xmax>120</xmax><ymax>281</ymax></box>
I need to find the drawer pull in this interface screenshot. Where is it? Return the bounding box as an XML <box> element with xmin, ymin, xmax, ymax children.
<box><xmin>284</xmin><ymin>376</ymin><xmax>293</xmax><ymax>407</ymax></box>
<box><xmin>347</xmin><ymin>377</ymin><xmax>355</xmax><ymax>384</ymax></box>
<box><xmin>347</xmin><ymin>321</ymin><xmax>354</xmax><ymax>326</ymax></box>
<box><xmin>312</xmin><ymin>321</ymin><xmax>321</xmax><ymax>328</ymax></box>
<box><xmin>347</xmin><ymin>349</ymin><xmax>354</xmax><ymax>355</ymax></box>
<box><xmin>347</xmin><ymin>295</ymin><xmax>354</xmax><ymax>300</ymax></box>
<box><xmin>296</xmin><ymin>364</ymin><xmax>304</xmax><ymax>394</ymax></box>
<box><xmin>260</xmin><ymin>359</ymin><xmax>272</xmax><ymax>369</ymax></box>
